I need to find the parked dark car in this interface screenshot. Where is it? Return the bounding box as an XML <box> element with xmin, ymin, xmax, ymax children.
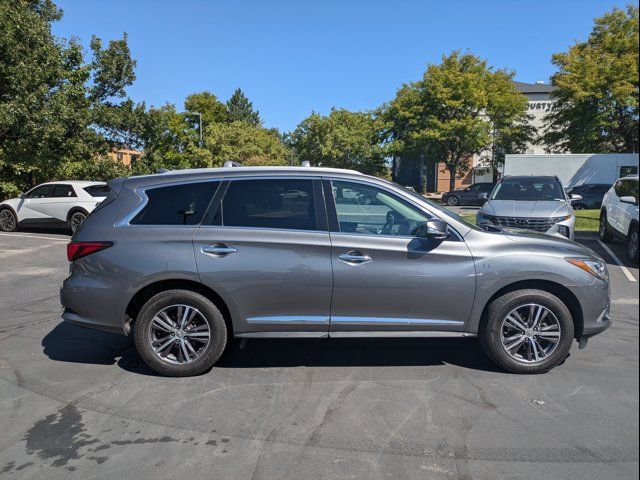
<box><xmin>442</xmin><ymin>182</ymin><xmax>495</xmax><ymax>206</ymax></box>
<box><xmin>566</xmin><ymin>184</ymin><xmax>611</xmax><ymax>209</ymax></box>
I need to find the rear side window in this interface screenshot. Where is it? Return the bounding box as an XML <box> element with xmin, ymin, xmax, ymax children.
<box><xmin>84</xmin><ymin>185</ymin><xmax>110</xmax><ymax>197</ymax></box>
<box><xmin>131</xmin><ymin>182</ymin><xmax>218</xmax><ymax>226</ymax></box>
<box><xmin>221</xmin><ymin>179</ymin><xmax>317</xmax><ymax>231</ymax></box>
<box><xmin>51</xmin><ymin>184</ymin><xmax>76</xmax><ymax>197</ymax></box>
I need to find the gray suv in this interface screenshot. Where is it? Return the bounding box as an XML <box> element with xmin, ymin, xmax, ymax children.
<box><xmin>477</xmin><ymin>176</ymin><xmax>578</xmax><ymax>240</ymax></box>
<box><xmin>60</xmin><ymin>167</ymin><xmax>611</xmax><ymax>376</ymax></box>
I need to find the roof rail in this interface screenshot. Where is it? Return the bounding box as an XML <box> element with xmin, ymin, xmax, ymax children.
<box><xmin>223</xmin><ymin>161</ymin><xmax>242</xmax><ymax>168</ymax></box>
<box><xmin>301</xmin><ymin>161</ymin><xmax>311</xmax><ymax>167</ymax></box>
<box><xmin>156</xmin><ymin>168</ymin><xmax>170</xmax><ymax>174</ymax></box>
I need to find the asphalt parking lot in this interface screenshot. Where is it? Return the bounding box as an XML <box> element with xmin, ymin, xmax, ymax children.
<box><xmin>0</xmin><ymin>229</ymin><xmax>638</xmax><ymax>480</ymax></box>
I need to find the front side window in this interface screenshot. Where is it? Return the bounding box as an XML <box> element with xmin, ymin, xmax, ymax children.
<box><xmin>331</xmin><ymin>181</ymin><xmax>430</xmax><ymax>236</ymax></box>
<box><xmin>131</xmin><ymin>181</ymin><xmax>218</xmax><ymax>225</ymax></box>
<box><xmin>25</xmin><ymin>185</ymin><xmax>53</xmax><ymax>199</ymax></box>
<box><xmin>491</xmin><ymin>179</ymin><xmax>565</xmax><ymax>201</ymax></box>
<box><xmin>221</xmin><ymin>179</ymin><xmax>317</xmax><ymax>231</ymax></box>
<box><xmin>614</xmin><ymin>181</ymin><xmax>624</xmax><ymax>197</ymax></box>
<box><xmin>51</xmin><ymin>184</ymin><xmax>76</xmax><ymax>198</ymax></box>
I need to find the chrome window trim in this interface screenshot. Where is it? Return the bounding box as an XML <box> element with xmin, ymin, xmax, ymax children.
<box><xmin>115</xmin><ymin>178</ymin><xmax>222</xmax><ymax>228</ymax></box>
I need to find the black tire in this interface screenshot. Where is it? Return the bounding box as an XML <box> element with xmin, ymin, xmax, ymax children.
<box><xmin>479</xmin><ymin>289</ymin><xmax>574</xmax><ymax>374</ymax></box>
<box><xmin>599</xmin><ymin>210</ymin><xmax>614</xmax><ymax>243</ymax></box>
<box><xmin>0</xmin><ymin>208</ymin><xmax>18</xmax><ymax>232</ymax></box>
<box><xmin>134</xmin><ymin>289</ymin><xmax>228</xmax><ymax>376</ymax></box>
<box><xmin>447</xmin><ymin>196</ymin><xmax>460</xmax><ymax>206</ymax></box>
<box><xmin>628</xmin><ymin>224</ymin><xmax>639</xmax><ymax>263</ymax></box>
<box><xmin>68</xmin><ymin>209</ymin><xmax>88</xmax><ymax>234</ymax></box>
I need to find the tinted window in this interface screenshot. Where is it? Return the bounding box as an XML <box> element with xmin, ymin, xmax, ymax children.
<box><xmin>222</xmin><ymin>179</ymin><xmax>317</xmax><ymax>231</ymax></box>
<box><xmin>332</xmin><ymin>181</ymin><xmax>430</xmax><ymax>236</ymax></box>
<box><xmin>620</xmin><ymin>179</ymin><xmax>639</xmax><ymax>200</ymax></box>
<box><xmin>51</xmin><ymin>184</ymin><xmax>76</xmax><ymax>198</ymax></box>
<box><xmin>480</xmin><ymin>183</ymin><xmax>494</xmax><ymax>192</ymax></box>
<box><xmin>614</xmin><ymin>181</ymin><xmax>624</xmax><ymax>197</ymax></box>
<box><xmin>620</xmin><ymin>166</ymin><xmax>638</xmax><ymax>177</ymax></box>
<box><xmin>84</xmin><ymin>185</ymin><xmax>110</xmax><ymax>197</ymax></box>
<box><xmin>131</xmin><ymin>182</ymin><xmax>218</xmax><ymax>225</ymax></box>
<box><xmin>592</xmin><ymin>185</ymin><xmax>610</xmax><ymax>194</ymax></box>
<box><xmin>491</xmin><ymin>178</ymin><xmax>565</xmax><ymax>201</ymax></box>
<box><xmin>25</xmin><ymin>185</ymin><xmax>53</xmax><ymax>198</ymax></box>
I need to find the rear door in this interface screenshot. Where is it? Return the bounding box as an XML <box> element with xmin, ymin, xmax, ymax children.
<box><xmin>193</xmin><ymin>177</ymin><xmax>333</xmax><ymax>337</ymax></box>
<box><xmin>42</xmin><ymin>184</ymin><xmax>78</xmax><ymax>221</ymax></box>
<box><xmin>324</xmin><ymin>178</ymin><xmax>476</xmax><ymax>335</ymax></box>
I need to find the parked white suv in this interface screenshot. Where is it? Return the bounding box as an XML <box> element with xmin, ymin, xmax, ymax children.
<box><xmin>599</xmin><ymin>175</ymin><xmax>639</xmax><ymax>263</ymax></box>
<box><xmin>0</xmin><ymin>181</ymin><xmax>108</xmax><ymax>233</ymax></box>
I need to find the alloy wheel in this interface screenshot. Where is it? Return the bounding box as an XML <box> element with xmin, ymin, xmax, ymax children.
<box><xmin>500</xmin><ymin>303</ymin><xmax>561</xmax><ymax>364</ymax></box>
<box><xmin>70</xmin><ymin>212</ymin><xmax>86</xmax><ymax>232</ymax></box>
<box><xmin>0</xmin><ymin>210</ymin><xmax>16</xmax><ymax>231</ymax></box>
<box><xmin>148</xmin><ymin>304</ymin><xmax>211</xmax><ymax>365</ymax></box>
<box><xmin>447</xmin><ymin>196</ymin><xmax>459</xmax><ymax>206</ymax></box>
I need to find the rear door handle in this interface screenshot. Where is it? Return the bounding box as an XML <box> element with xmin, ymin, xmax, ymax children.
<box><xmin>201</xmin><ymin>244</ymin><xmax>237</xmax><ymax>256</ymax></box>
<box><xmin>338</xmin><ymin>251</ymin><xmax>372</xmax><ymax>265</ymax></box>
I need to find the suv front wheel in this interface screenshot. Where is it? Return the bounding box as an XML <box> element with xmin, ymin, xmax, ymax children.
<box><xmin>479</xmin><ymin>289</ymin><xmax>574</xmax><ymax>374</ymax></box>
<box><xmin>134</xmin><ymin>289</ymin><xmax>228</xmax><ymax>376</ymax></box>
<box><xmin>599</xmin><ymin>211</ymin><xmax>614</xmax><ymax>243</ymax></box>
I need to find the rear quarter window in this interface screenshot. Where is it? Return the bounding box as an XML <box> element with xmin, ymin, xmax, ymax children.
<box><xmin>84</xmin><ymin>185</ymin><xmax>110</xmax><ymax>197</ymax></box>
<box><xmin>131</xmin><ymin>182</ymin><xmax>219</xmax><ymax>226</ymax></box>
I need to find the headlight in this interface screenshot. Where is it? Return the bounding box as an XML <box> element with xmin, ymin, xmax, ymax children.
<box><xmin>551</xmin><ymin>215</ymin><xmax>572</xmax><ymax>223</ymax></box>
<box><xmin>566</xmin><ymin>258</ymin><xmax>608</xmax><ymax>281</ymax></box>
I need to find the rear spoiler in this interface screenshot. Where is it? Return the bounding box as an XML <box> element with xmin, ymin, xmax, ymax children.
<box><xmin>106</xmin><ymin>177</ymin><xmax>128</xmax><ymax>196</ymax></box>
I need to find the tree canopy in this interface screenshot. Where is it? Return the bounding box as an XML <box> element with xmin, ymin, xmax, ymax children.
<box><xmin>382</xmin><ymin>51</ymin><xmax>531</xmax><ymax>191</ymax></box>
<box><xmin>226</xmin><ymin>89</ymin><xmax>261</xmax><ymax>126</ymax></box>
<box><xmin>289</xmin><ymin>109</ymin><xmax>388</xmax><ymax>176</ymax></box>
<box><xmin>544</xmin><ymin>5</ymin><xmax>639</xmax><ymax>153</ymax></box>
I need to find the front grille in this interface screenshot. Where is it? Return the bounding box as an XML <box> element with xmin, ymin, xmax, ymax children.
<box><xmin>490</xmin><ymin>216</ymin><xmax>555</xmax><ymax>232</ymax></box>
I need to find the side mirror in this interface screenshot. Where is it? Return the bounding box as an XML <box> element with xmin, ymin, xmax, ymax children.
<box><xmin>620</xmin><ymin>196</ymin><xmax>638</xmax><ymax>206</ymax></box>
<box><xmin>570</xmin><ymin>194</ymin><xmax>583</xmax><ymax>202</ymax></box>
<box><xmin>413</xmin><ymin>219</ymin><xmax>449</xmax><ymax>240</ymax></box>
<box><xmin>479</xmin><ymin>192</ymin><xmax>489</xmax><ymax>202</ymax></box>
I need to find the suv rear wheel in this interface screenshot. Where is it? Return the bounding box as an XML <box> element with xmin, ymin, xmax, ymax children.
<box><xmin>447</xmin><ymin>196</ymin><xmax>460</xmax><ymax>206</ymax></box>
<box><xmin>599</xmin><ymin>211</ymin><xmax>614</xmax><ymax>242</ymax></box>
<box><xmin>479</xmin><ymin>289</ymin><xmax>574</xmax><ymax>374</ymax></box>
<box><xmin>134</xmin><ymin>289</ymin><xmax>228</xmax><ymax>376</ymax></box>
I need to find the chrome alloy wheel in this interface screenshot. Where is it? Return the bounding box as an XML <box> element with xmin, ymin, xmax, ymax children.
<box><xmin>148</xmin><ymin>304</ymin><xmax>211</xmax><ymax>365</ymax></box>
<box><xmin>70</xmin><ymin>212</ymin><xmax>86</xmax><ymax>232</ymax></box>
<box><xmin>500</xmin><ymin>304</ymin><xmax>561</xmax><ymax>364</ymax></box>
<box><xmin>0</xmin><ymin>209</ymin><xmax>16</xmax><ymax>231</ymax></box>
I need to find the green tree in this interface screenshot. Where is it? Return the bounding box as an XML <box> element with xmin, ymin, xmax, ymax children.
<box><xmin>544</xmin><ymin>5</ymin><xmax>639</xmax><ymax>153</ymax></box>
<box><xmin>226</xmin><ymin>88</ymin><xmax>261</xmax><ymax>126</ymax></box>
<box><xmin>289</xmin><ymin>109</ymin><xmax>388</xmax><ymax>176</ymax></box>
<box><xmin>205</xmin><ymin>121</ymin><xmax>290</xmax><ymax>166</ymax></box>
<box><xmin>0</xmin><ymin>0</ymin><xmax>138</xmax><ymax>197</ymax></box>
<box><xmin>382</xmin><ymin>51</ymin><xmax>532</xmax><ymax>191</ymax></box>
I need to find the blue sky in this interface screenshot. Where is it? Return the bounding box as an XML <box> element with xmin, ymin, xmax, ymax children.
<box><xmin>53</xmin><ymin>0</ymin><xmax>634</xmax><ymax>132</ymax></box>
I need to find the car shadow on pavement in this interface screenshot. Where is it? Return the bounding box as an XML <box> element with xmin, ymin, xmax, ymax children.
<box><xmin>42</xmin><ymin>322</ymin><xmax>502</xmax><ymax>375</ymax></box>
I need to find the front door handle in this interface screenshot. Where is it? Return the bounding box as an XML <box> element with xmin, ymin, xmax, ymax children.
<box><xmin>338</xmin><ymin>251</ymin><xmax>372</xmax><ymax>265</ymax></box>
<box><xmin>201</xmin><ymin>244</ymin><xmax>237</xmax><ymax>256</ymax></box>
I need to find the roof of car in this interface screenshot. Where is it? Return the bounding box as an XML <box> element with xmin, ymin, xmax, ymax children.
<box><xmin>501</xmin><ymin>175</ymin><xmax>559</xmax><ymax>182</ymax></box>
<box><xmin>41</xmin><ymin>180</ymin><xmax>106</xmax><ymax>187</ymax></box>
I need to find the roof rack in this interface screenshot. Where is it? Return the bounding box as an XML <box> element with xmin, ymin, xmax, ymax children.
<box><xmin>301</xmin><ymin>161</ymin><xmax>311</xmax><ymax>167</ymax></box>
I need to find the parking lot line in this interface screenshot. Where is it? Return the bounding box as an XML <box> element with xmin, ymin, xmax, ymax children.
<box><xmin>0</xmin><ymin>232</ymin><xmax>69</xmax><ymax>242</ymax></box>
<box><xmin>597</xmin><ymin>239</ymin><xmax>637</xmax><ymax>283</ymax></box>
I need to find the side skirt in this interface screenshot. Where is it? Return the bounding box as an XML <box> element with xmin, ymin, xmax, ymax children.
<box><xmin>234</xmin><ymin>331</ymin><xmax>475</xmax><ymax>339</ymax></box>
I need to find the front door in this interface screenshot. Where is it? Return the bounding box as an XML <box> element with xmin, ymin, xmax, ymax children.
<box><xmin>193</xmin><ymin>177</ymin><xmax>333</xmax><ymax>337</ymax></box>
<box><xmin>325</xmin><ymin>179</ymin><xmax>476</xmax><ymax>335</ymax></box>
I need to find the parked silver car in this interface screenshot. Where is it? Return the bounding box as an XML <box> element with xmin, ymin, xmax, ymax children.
<box><xmin>476</xmin><ymin>176</ymin><xmax>580</xmax><ymax>240</ymax></box>
<box><xmin>60</xmin><ymin>167</ymin><xmax>610</xmax><ymax>376</ymax></box>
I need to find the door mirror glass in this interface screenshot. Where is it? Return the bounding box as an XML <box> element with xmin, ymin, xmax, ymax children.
<box><xmin>570</xmin><ymin>194</ymin><xmax>583</xmax><ymax>202</ymax></box>
<box><xmin>412</xmin><ymin>219</ymin><xmax>449</xmax><ymax>240</ymax></box>
<box><xmin>620</xmin><ymin>196</ymin><xmax>638</xmax><ymax>206</ymax></box>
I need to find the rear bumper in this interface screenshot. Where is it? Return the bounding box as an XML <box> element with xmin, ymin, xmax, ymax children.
<box><xmin>61</xmin><ymin>308</ymin><xmax>125</xmax><ymax>335</ymax></box>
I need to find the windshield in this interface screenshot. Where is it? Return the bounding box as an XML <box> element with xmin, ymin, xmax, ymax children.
<box><xmin>491</xmin><ymin>178</ymin><xmax>565</xmax><ymax>201</ymax></box>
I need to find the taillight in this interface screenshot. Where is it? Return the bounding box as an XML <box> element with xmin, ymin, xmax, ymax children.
<box><xmin>67</xmin><ymin>241</ymin><xmax>113</xmax><ymax>262</ymax></box>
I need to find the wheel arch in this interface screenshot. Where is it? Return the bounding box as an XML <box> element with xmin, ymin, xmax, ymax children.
<box><xmin>479</xmin><ymin>279</ymin><xmax>584</xmax><ymax>339</ymax></box>
<box><xmin>66</xmin><ymin>206</ymin><xmax>89</xmax><ymax>222</ymax></box>
<box><xmin>125</xmin><ymin>279</ymin><xmax>233</xmax><ymax>338</ymax></box>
